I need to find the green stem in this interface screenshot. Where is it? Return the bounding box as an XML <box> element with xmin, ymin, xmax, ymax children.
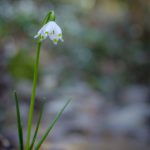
<box><xmin>26</xmin><ymin>41</ymin><xmax>42</xmax><ymax>150</ymax></box>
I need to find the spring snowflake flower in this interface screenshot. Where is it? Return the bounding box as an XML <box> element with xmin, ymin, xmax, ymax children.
<box><xmin>34</xmin><ymin>21</ymin><xmax>63</xmax><ymax>45</ymax></box>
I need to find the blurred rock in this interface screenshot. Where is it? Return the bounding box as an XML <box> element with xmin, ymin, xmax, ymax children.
<box><xmin>43</xmin><ymin>82</ymin><xmax>106</xmax><ymax>140</ymax></box>
<box><xmin>41</xmin><ymin>137</ymin><xmax>150</xmax><ymax>150</ymax></box>
<box><xmin>105</xmin><ymin>103</ymin><xmax>150</xmax><ymax>140</ymax></box>
<box><xmin>119</xmin><ymin>85</ymin><xmax>149</xmax><ymax>105</ymax></box>
<box><xmin>0</xmin><ymin>134</ymin><xmax>17</xmax><ymax>150</ymax></box>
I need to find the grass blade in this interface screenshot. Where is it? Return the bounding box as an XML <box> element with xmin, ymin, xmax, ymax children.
<box><xmin>13</xmin><ymin>91</ymin><xmax>24</xmax><ymax>150</ymax></box>
<box><xmin>35</xmin><ymin>99</ymin><xmax>71</xmax><ymax>150</ymax></box>
<box><xmin>29</xmin><ymin>102</ymin><xmax>44</xmax><ymax>150</ymax></box>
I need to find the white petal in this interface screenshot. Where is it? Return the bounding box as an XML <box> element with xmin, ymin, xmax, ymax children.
<box><xmin>34</xmin><ymin>34</ymin><xmax>39</xmax><ymax>38</ymax></box>
<box><xmin>60</xmin><ymin>38</ymin><xmax>64</xmax><ymax>42</ymax></box>
<box><xmin>46</xmin><ymin>21</ymin><xmax>62</xmax><ymax>35</ymax></box>
<box><xmin>48</xmin><ymin>34</ymin><xmax>59</xmax><ymax>44</ymax></box>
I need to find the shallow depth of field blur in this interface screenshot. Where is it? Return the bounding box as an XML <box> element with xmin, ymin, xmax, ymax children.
<box><xmin>0</xmin><ymin>0</ymin><xmax>150</xmax><ymax>149</ymax></box>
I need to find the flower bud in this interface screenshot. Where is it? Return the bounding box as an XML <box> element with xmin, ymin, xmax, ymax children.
<box><xmin>42</xmin><ymin>11</ymin><xmax>56</xmax><ymax>26</ymax></box>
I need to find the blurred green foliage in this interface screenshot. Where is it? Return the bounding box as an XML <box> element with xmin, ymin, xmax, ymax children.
<box><xmin>8</xmin><ymin>50</ymin><xmax>34</xmax><ymax>81</ymax></box>
<box><xmin>0</xmin><ymin>0</ymin><xmax>149</xmax><ymax>100</ymax></box>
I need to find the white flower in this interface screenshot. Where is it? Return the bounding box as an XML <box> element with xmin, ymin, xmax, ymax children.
<box><xmin>34</xmin><ymin>21</ymin><xmax>63</xmax><ymax>45</ymax></box>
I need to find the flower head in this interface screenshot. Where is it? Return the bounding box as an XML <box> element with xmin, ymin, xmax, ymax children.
<box><xmin>34</xmin><ymin>21</ymin><xmax>63</xmax><ymax>45</ymax></box>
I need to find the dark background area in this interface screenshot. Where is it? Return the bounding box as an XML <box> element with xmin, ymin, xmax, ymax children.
<box><xmin>0</xmin><ymin>0</ymin><xmax>150</xmax><ymax>149</ymax></box>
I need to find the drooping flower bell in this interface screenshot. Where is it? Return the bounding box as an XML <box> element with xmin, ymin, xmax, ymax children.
<box><xmin>34</xmin><ymin>21</ymin><xmax>63</xmax><ymax>45</ymax></box>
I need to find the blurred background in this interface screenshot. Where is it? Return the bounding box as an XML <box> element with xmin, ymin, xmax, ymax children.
<box><xmin>0</xmin><ymin>0</ymin><xmax>150</xmax><ymax>149</ymax></box>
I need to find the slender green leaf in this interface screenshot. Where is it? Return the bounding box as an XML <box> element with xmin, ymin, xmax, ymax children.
<box><xmin>35</xmin><ymin>99</ymin><xmax>71</xmax><ymax>150</ymax></box>
<box><xmin>29</xmin><ymin>102</ymin><xmax>44</xmax><ymax>150</ymax></box>
<box><xmin>14</xmin><ymin>91</ymin><xmax>24</xmax><ymax>150</ymax></box>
